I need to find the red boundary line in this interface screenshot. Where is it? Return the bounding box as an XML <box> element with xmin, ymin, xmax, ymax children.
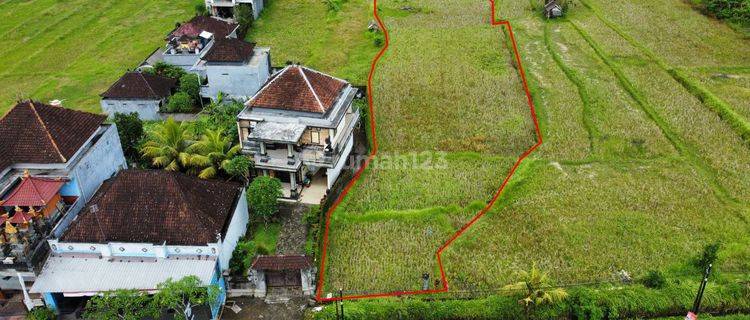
<box><xmin>315</xmin><ymin>0</ymin><xmax>542</xmax><ymax>302</ymax></box>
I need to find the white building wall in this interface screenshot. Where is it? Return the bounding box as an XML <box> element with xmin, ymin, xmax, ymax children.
<box><xmin>101</xmin><ymin>99</ymin><xmax>162</xmax><ymax>121</ymax></box>
<box><xmin>326</xmin><ymin>134</ymin><xmax>353</xmax><ymax>189</ymax></box>
<box><xmin>219</xmin><ymin>188</ymin><xmax>249</xmax><ymax>271</ymax></box>
<box><xmin>47</xmin><ymin>240</ymin><xmax>221</xmax><ymax>259</ymax></box>
<box><xmin>69</xmin><ymin>125</ymin><xmax>127</xmax><ymax>204</ymax></box>
<box><xmin>201</xmin><ymin>49</ymin><xmax>270</xmax><ymax>101</ymax></box>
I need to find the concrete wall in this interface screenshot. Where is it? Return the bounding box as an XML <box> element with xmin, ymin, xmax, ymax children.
<box><xmin>326</xmin><ymin>134</ymin><xmax>353</xmax><ymax>189</ymax></box>
<box><xmin>219</xmin><ymin>188</ymin><xmax>249</xmax><ymax>271</ymax></box>
<box><xmin>163</xmin><ymin>52</ymin><xmax>202</xmax><ymax>69</ymax></box>
<box><xmin>101</xmin><ymin>99</ymin><xmax>162</xmax><ymax>121</ymax></box>
<box><xmin>69</xmin><ymin>124</ymin><xmax>126</xmax><ymax>204</ymax></box>
<box><xmin>48</xmin><ymin>239</ymin><xmax>222</xmax><ymax>259</ymax></box>
<box><xmin>201</xmin><ymin>52</ymin><xmax>270</xmax><ymax>101</ymax></box>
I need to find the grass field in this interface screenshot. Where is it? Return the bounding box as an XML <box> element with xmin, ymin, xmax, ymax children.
<box><xmin>0</xmin><ymin>0</ymin><xmax>194</xmax><ymax>114</ymax></box>
<box><xmin>6</xmin><ymin>0</ymin><xmax>750</xmax><ymax>304</ymax></box>
<box><xmin>243</xmin><ymin>0</ymin><xmax>750</xmax><ymax>297</ymax></box>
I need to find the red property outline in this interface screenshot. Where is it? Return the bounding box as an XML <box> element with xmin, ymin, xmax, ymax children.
<box><xmin>315</xmin><ymin>0</ymin><xmax>543</xmax><ymax>302</ymax></box>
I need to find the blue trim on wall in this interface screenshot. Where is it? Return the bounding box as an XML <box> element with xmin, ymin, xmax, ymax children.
<box><xmin>59</xmin><ymin>178</ymin><xmax>80</xmax><ymax>197</ymax></box>
<box><xmin>210</xmin><ymin>262</ymin><xmax>226</xmax><ymax>320</ymax></box>
<box><xmin>43</xmin><ymin>293</ymin><xmax>58</xmax><ymax>312</ymax></box>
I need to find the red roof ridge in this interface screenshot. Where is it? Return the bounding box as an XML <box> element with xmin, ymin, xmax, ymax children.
<box><xmin>300</xmin><ymin>65</ymin><xmax>348</xmax><ymax>85</ymax></box>
<box><xmin>28</xmin><ymin>101</ymin><xmax>66</xmax><ymax>162</ymax></box>
<box><xmin>297</xmin><ymin>66</ymin><xmax>326</xmax><ymax>113</ymax></box>
<box><xmin>138</xmin><ymin>72</ymin><xmax>159</xmax><ymax>99</ymax></box>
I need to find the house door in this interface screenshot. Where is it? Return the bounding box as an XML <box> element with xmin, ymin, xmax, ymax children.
<box><xmin>266</xmin><ymin>270</ymin><xmax>301</xmax><ymax>287</ymax></box>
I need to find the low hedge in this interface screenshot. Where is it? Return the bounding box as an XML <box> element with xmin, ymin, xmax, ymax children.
<box><xmin>307</xmin><ymin>281</ymin><xmax>750</xmax><ymax>319</ymax></box>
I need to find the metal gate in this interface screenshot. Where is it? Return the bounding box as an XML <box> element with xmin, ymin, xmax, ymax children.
<box><xmin>266</xmin><ymin>270</ymin><xmax>301</xmax><ymax>287</ymax></box>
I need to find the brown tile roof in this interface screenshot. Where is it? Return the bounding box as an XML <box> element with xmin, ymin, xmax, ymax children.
<box><xmin>0</xmin><ymin>101</ymin><xmax>106</xmax><ymax>173</ymax></box>
<box><xmin>202</xmin><ymin>38</ymin><xmax>255</xmax><ymax>63</ymax></box>
<box><xmin>251</xmin><ymin>255</ymin><xmax>313</xmax><ymax>271</ymax></box>
<box><xmin>248</xmin><ymin>66</ymin><xmax>348</xmax><ymax>114</ymax></box>
<box><xmin>101</xmin><ymin>72</ymin><xmax>177</xmax><ymax>99</ymax></box>
<box><xmin>61</xmin><ymin>170</ymin><xmax>243</xmax><ymax>245</ymax></box>
<box><xmin>168</xmin><ymin>15</ymin><xmax>238</xmax><ymax>40</ymax></box>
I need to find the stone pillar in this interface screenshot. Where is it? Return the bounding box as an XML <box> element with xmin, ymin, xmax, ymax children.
<box><xmin>301</xmin><ymin>268</ymin><xmax>314</xmax><ymax>296</ymax></box>
<box><xmin>290</xmin><ymin>172</ymin><xmax>297</xmax><ymax>188</ymax></box>
<box><xmin>287</xmin><ymin>144</ymin><xmax>294</xmax><ymax>158</ymax></box>
<box><xmin>260</xmin><ymin>142</ymin><xmax>266</xmax><ymax>155</ymax></box>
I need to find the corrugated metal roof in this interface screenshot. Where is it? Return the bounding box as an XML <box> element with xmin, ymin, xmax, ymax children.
<box><xmin>30</xmin><ymin>255</ymin><xmax>216</xmax><ymax>295</ymax></box>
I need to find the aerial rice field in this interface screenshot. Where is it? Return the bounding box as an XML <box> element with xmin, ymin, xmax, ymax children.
<box><xmin>3</xmin><ymin>0</ymin><xmax>749</xmax><ymax>305</ymax></box>
<box><xmin>0</xmin><ymin>0</ymin><xmax>195</xmax><ymax>114</ymax></box>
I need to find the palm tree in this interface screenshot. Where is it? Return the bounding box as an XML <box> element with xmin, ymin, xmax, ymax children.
<box><xmin>185</xmin><ymin>128</ymin><xmax>242</xmax><ymax>179</ymax></box>
<box><xmin>141</xmin><ymin>117</ymin><xmax>192</xmax><ymax>172</ymax></box>
<box><xmin>503</xmin><ymin>263</ymin><xmax>568</xmax><ymax>319</ymax></box>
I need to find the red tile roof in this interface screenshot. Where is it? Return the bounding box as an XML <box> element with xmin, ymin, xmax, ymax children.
<box><xmin>1</xmin><ymin>175</ymin><xmax>67</xmax><ymax>207</ymax></box>
<box><xmin>101</xmin><ymin>72</ymin><xmax>177</xmax><ymax>99</ymax></box>
<box><xmin>251</xmin><ymin>255</ymin><xmax>313</xmax><ymax>271</ymax></box>
<box><xmin>202</xmin><ymin>38</ymin><xmax>255</xmax><ymax>63</ymax></box>
<box><xmin>0</xmin><ymin>101</ymin><xmax>106</xmax><ymax>173</ymax></box>
<box><xmin>61</xmin><ymin>170</ymin><xmax>243</xmax><ymax>245</ymax></box>
<box><xmin>248</xmin><ymin>66</ymin><xmax>348</xmax><ymax>114</ymax></box>
<box><xmin>168</xmin><ymin>16</ymin><xmax>238</xmax><ymax>40</ymax></box>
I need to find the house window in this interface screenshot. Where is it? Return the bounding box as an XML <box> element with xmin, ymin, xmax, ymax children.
<box><xmin>311</xmin><ymin>131</ymin><xmax>320</xmax><ymax>144</ymax></box>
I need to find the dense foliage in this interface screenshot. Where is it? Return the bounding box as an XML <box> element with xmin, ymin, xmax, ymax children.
<box><xmin>234</xmin><ymin>4</ymin><xmax>254</xmax><ymax>38</ymax></box>
<box><xmin>247</xmin><ymin>176</ymin><xmax>283</xmax><ymax>225</ymax></box>
<box><xmin>27</xmin><ymin>307</ymin><xmax>56</xmax><ymax>320</ymax></box>
<box><xmin>112</xmin><ymin>112</ymin><xmax>144</xmax><ymax>162</ymax></box>
<box><xmin>83</xmin><ymin>289</ymin><xmax>157</xmax><ymax>320</ymax></box>
<box><xmin>141</xmin><ymin>117</ymin><xmax>192</xmax><ymax>171</ymax></box>
<box><xmin>704</xmin><ymin>0</ymin><xmax>750</xmax><ymax>22</ymax></box>
<box><xmin>308</xmin><ymin>280</ymin><xmax>750</xmax><ymax>320</ymax></box>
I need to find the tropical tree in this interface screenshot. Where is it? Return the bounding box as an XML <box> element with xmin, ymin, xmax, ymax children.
<box><xmin>247</xmin><ymin>176</ymin><xmax>283</xmax><ymax>226</ymax></box>
<box><xmin>141</xmin><ymin>117</ymin><xmax>192</xmax><ymax>171</ymax></box>
<box><xmin>185</xmin><ymin>128</ymin><xmax>242</xmax><ymax>179</ymax></box>
<box><xmin>82</xmin><ymin>289</ymin><xmax>158</xmax><ymax>320</ymax></box>
<box><xmin>153</xmin><ymin>276</ymin><xmax>220</xmax><ymax>320</ymax></box>
<box><xmin>502</xmin><ymin>263</ymin><xmax>568</xmax><ymax>319</ymax></box>
<box><xmin>112</xmin><ymin>112</ymin><xmax>144</xmax><ymax>162</ymax></box>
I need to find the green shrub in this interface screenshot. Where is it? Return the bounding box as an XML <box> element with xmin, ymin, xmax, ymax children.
<box><xmin>224</xmin><ymin>156</ymin><xmax>252</xmax><ymax>181</ymax></box>
<box><xmin>229</xmin><ymin>239</ymin><xmax>257</xmax><ymax>275</ymax></box>
<box><xmin>705</xmin><ymin>0</ymin><xmax>750</xmax><ymax>21</ymax></box>
<box><xmin>28</xmin><ymin>307</ymin><xmax>55</xmax><ymax>320</ymax></box>
<box><xmin>178</xmin><ymin>73</ymin><xmax>201</xmax><ymax>104</ymax></box>
<box><xmin>308</xmin><ymin>281</ymin><xmax>750</xmax><ymax>320</ymax></box>
<box><xmin>643</xmin><ymin>270</ymin><xmax>668</xmax><ymax>289</ymax></box>
<box><xmin>112</xmin><ymin>112</ymin><xmax>144</xmax><ymax>161</ymax></box>
<box><xmin>165</xmin><ymin>92</ymin><xmax>194</xmax><ymax>113</ymax></box>
<box><xmin>148</xmin><ymin>62</ymin><xmax>186</xmax><ymax>80</ymax></box>
<box><xmin>247</xmin><ymin>176</ymin><xmax>283</xmax><ymax>225</ymax></box>
<box><xmin>696</xmin><ymin>242</ymin><xmax>722</xmax><ymax>271</ymax></box>
<box><xmin>234</xmin><ymin>4</ymin><xmax>254</xmax><ymax>37</ymax></box>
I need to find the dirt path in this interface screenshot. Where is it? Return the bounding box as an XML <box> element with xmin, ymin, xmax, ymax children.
<box><xmin>275</xmin><ymin>203</ymin><xmax>309</xmax><ymax>255</ymax></box>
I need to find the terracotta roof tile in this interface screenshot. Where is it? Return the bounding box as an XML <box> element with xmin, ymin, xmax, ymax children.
<box><xmin>251</xmin><ymin>255</ymin><xmax>313</xmax><ymax>271</ymax></box>
<box><xmin>1</xmin><ymin>175</ymin><xmax>67</xmax><ymax>207</ymax></box>
<box><xmin>61</xmin><ymin>170</ymin><xmax>243</xmax><ymax>245</ymax></box>
<box><xmin>248</xmin><ymin>66</ymin><xmax>348</xmax><ymax>114</ymax></box>
<box><xmin>202</xmin><ymin>38</ymin><xmax>255</xmax><ymax>63</ymax></box>
<box><xmin>101</xmin><ymin>72</ymin><xmax>177</xmax><ymax>99</ymax></box>
<box><xmin>168</xmin><ymin>16</ymin><xmax>238</xmax><ymax>40</ymax></box>
<box><xmin>0</xmin><ymin>101</ymin><xmax>106</xmax><ymax>173</ymax></box>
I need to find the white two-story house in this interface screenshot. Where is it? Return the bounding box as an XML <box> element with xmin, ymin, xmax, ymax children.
<box><xmin>196</xmin><ymin>38</ymin><xmax>271</xmax><ymax>102</ymax></box>
<box><xmin>238</xmin><ymin>65</ymin><xmax>359</xmax><ymax>203</ymax></box>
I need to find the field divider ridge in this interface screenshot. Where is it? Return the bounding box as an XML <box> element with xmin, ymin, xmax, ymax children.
<box><xmin>315</xmin><ymin>0</ymin><xmax>543</xmax><ymax>302</ymax></box>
